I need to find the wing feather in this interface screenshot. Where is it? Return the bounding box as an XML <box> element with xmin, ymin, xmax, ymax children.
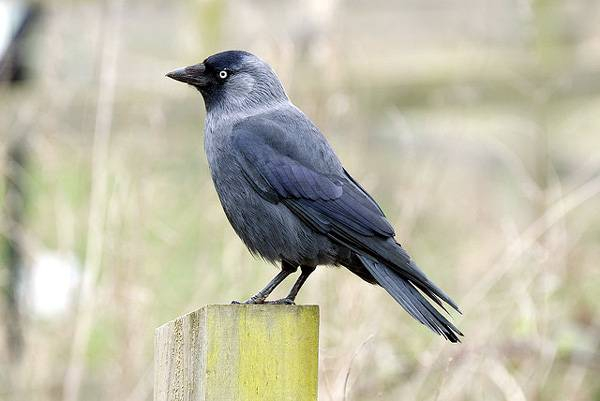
<box><xmin>234</xmin><ymin>125</ymin><xmax>392</xmax><ymax>238</ymax></box>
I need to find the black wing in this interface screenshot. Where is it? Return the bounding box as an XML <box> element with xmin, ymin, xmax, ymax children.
<box><xmin>233</xmin><ymin>121</ymin><xmax>395</xmax><ymax>238</ymax></box>
<box><xmin>232</xmin><ymin>118</ymin><xmax>462</xmax><ymax>341</ymax></box>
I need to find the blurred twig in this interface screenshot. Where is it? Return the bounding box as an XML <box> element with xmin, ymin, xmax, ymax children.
<box><xmin>485</xmin><ymin>358</ymin><xmax>527</xmax><ymax>401</ymax></box>
<box><xmin>62</xmin><ymin>1</ymin><xmax>123</xmax><ymax>401</ymax></box>
<box><xmin>343</xmin><ymin>334</ymin><xmax>375</xmax><ymax>401</ymax></box>
<box><xmin>408</xmin><ymin>171</ymin><xmax>600</xmax><ymax>399</ymax></box>
<box><xmin>460</xmin><ymin>172</ymin><xmax>600</xmax><ymax>313</ymax></box>
<box><xmin>2</xmin><ymin>137</ymin><xmax>27</xmax><ymax>362</ymax></box>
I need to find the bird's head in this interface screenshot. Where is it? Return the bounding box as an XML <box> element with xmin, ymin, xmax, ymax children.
<box><xmin>166</xmin><ymin>50</ymin><xmax>288</xmax><ymax>113</ymax></box>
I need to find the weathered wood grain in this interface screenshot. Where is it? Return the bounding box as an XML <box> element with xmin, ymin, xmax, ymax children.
<box><xmin>154</xmin><ymin>304</ymin><xmax>319</xmax><ymax>401</ymax></box>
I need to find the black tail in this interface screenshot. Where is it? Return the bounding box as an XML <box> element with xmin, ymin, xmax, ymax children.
<box><xmin>358</xmin><ymin>254</ymin><xmax>463</xmax><ymax>343</ymax></box>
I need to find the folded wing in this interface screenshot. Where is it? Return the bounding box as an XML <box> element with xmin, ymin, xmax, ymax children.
<box><xmin>232</xmin><ymin>117</ymin><xmax>462</xmax><ymax>341</ymax></box>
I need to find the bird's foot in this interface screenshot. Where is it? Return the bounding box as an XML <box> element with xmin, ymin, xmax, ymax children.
<box><xmin>231</xmin><ymin>295</ymin><xmax>266</xmax><ymax>304</ymax></box>
<box><xmin>264</xmin><ymin>298</ymin><xmax>295</xmax><ymax>305</ymax></box>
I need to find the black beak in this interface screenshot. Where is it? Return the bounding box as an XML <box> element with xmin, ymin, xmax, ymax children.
<box><xmin>166</xmin><ymin>63</ymin><xmax>208</xmax><ymax>86</ymax></box>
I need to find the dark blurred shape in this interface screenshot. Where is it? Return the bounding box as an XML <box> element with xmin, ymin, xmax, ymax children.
<box><xmin>1</xmin><ymin>1</ymin><xmax>41</xmax><ymax>362</ymax></box>
<box><xmin>0</xmin><ymin>1</ymin><xmax>40</xmax><ymax>83</ymax></box>
<box><xmin>2</xmin><ymin>138</ymin><xmax>27</xmax><ymax>361</ymax></box>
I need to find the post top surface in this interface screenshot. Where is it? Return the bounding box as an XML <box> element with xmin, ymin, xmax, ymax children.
<box><xmin>156</xmin><ymin>304</ymin><xmax>320</xmax><ymax>332</ymax></box>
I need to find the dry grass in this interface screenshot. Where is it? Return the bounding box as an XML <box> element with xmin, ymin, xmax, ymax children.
<box><xmin>1</xmin><ymin>0</ymin><xmax>600</xmax><ymax>400</ymax></box>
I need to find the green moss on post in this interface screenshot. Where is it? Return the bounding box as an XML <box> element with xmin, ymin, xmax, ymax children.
<box><xmin>154</xmin><ymin>305</ymin><xmax>319</xmax><ymax>401</ymax></box>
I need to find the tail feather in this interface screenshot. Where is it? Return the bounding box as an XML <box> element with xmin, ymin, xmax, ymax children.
<box><xmin>406</xmin><ymin>260</ymin><xmax>461</xmax><ymax>314</ymax></box>
<box><xmin>352</xmin><ymin>236</ymin><xmax>461</xmax><ymax>313</ymax></box>
<box><xmin>390</xmin><ymin>244</ymin><xmax>461</xmax><ymax>313</ymax></box>
<box><xmin>358</xmin><ymin>254</ymin><xmax>463</xmax><ymax>343</ymax></box>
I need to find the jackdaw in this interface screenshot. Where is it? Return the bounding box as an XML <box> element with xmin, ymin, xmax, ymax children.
<box><xmin>167</xmin><ymin>50</ymin><xmax>462</xmax><ymax>342</ymax></box>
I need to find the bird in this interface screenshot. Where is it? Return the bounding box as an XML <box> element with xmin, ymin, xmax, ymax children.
<box><xmin>166</xmin><ymin>50</ymin><xmax>463</xmax><ymax>342</ymax></box>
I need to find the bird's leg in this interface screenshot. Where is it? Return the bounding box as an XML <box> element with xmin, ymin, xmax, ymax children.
<box><xmin>265</xmin><ymin>265</ymin><xmax>316</xmax><ymax>305</ymax></box>
<box><xmin>232</xmin><ymin>261</ymin><xmax>298</xmax><ymax>304</ymax></box>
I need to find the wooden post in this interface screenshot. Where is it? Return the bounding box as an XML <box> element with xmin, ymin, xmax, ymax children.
<box><xmin>154</xmin><ymin>304</ymin><xmax>319</xmax><ymax>401</ymax></box>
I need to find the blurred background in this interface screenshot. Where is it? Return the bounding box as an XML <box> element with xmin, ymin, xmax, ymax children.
<box><xmin>1</xmin><ymin>0</ymin><xmax>600</xmax><ymax>400</ymax></box>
